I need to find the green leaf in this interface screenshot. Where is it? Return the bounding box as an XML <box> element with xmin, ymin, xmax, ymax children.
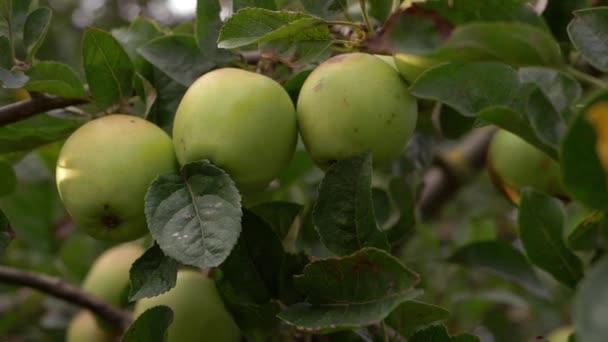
<box><xmin>22</xmin><ymin>7</ymin><xmax>52</xmax><ymax>62</ymax></box>
<box><xmin>195</xmin><ymin>0</ymin><xmax>223</xmax><ymax>51</ymax></box>
<box><xmin>386</xmin><ymin>178</ymin><xmax>416</xmax><ymax>246</ymax></box>
<box><xmin>0</xmin><ymin>209</ymin><xmax>13</xmax><ymax>254</ymax></box>
<box><xmin>217</xmin><ymin>210</ymin><xmax>284</xmax><ymax>339</ymax></box>
<box><xmin>138</xmin><ymin>34</ymin><xmax>214</xmax><ymax>86</ymax></box>
<box><xmin>278</xmin><ymin>247</ymin><xmax>420</xmax><ymax>333</ymax></box>
<box><xmin>574</xmin><ymin>256</ymin><xmax>608</xmax><ymax>342</ymax></box>
<box><xmin>410</xmin><ymin>325</ymin><xmax>480</xmax><ymax>342</ymax></box>
<box><xmin>410</xmin><ymin>63</ymin><xmax>521</xmax><ymax>117</ymax></box>
<box><xmin>518</xmin><ymin>189</ymin><xmax>583</xmax><ymax>288</ymax></box>
<box><xmin>0</xmin><ymin>35</ymin><xmax>12</xmax><ymax>69</ymax></box>
<box><xmin>299</xmin><ymin>0</ymin><xmax>348</xmax><ymax>17</ymax></box>
<box><xmin>0</xmin><ymin>158</ymin><xmax>16</xmax><ymax>197</ymax></box>
<box><xmin>128</xmin><ymin>244</ymin><xmax>178</xmax><ymax>302</ymax></box>
<box><xmin>250</xmin><ymin>201</ymin><xmax>301</xmax><ymax>240</ymax></box>
<box><xmin>122</xmin><ymin>306</ymin><xmax>173</xmax><ymax>342</ymax></box>
<box><xmin>369</xmin><ymin>0</ymin><xmax>393</xmax><ymax>23</ymax></box>
<box><xmin>145</xmin><ymin>160</ymin><xmax>242</xmax><ymax>269</ymax></box>
<box><xmin>217</xmin><ymin>8</ymin><xmax>331</xmax><ymax>49</ymax></box>
<box><xmin>568</xmin><ymin>7</ymin><xmax>608</xmax><ymax>71</ymax></box>
<box><xmin>420</xmin><ymin>0</ymin><xmax>545</xmax><ymax>27</ymax></box>
<box><xmin>433</xmin><ymin>22</ymin><xmax>563</xmax><ymax>67</ymax></box>
<box><xmin>0</xmin><ymin>67</ymin><xmax>28</xmax><ymax>88</ymax></box>
<box><xmin>386</xmin><ymin>301</ymin><xmax>450</xmax><ymax>337</ymax></box>
<box><xmin>568</xmin><ymin>211</ymin><xmax>608</xmax><ymax>251</ymax></box>
<box><xmin>82</xmin><ymin>27</ymin><xmax>134</xmax><ymax>109</ymax></box>
<box><xmin>0</xmin><ymin>114</ymin><xmax>82</xmax><ymax>155</ymax></box>
<box><xmin>560</xmin><ymin>95</ymin><xmax>608</xmax><ymax>210</ymax></box>
<box><xmin>24</xmin><ymin>61</ymin><xmax>85</xmax><ymax>98</ymax></box>
<box><xmin>449</xmin><ymin>240</ymin><xmax>545</xmax><ymax>296</ymax></box>
<box><xmin>112</xmin><ymin>15</ymin><xmax>163</xmax><ymax>78</ymax></box>
<box><xmin>313</xmin><ymin>153</ymin><xmax>389</xmax><ymax>256</ymax></box>
<box><xmin>145</xmin><ymin>68</ymin><xmax>187</xmax><ymax>132</ymax></box>
<box><xmin>233</xmin><ymin>0</ymin><xmax>277</xmax><ymax>11</ymax></box>
<box><xmin>524</xmin><ymin>87</ymin><xmax>565</xmax><ymax>149</ymax></box>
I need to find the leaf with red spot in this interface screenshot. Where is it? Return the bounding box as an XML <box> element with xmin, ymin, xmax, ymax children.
<box><xmin>278</xmin><ymin>248</ymin><xmax>420</xmax><ymax>333</ymax></box>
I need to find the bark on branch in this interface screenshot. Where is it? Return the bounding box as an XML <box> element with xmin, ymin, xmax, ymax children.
<box><xmin>0</xmin><ymin>265</ymin><xmax>132</xmax><ymax>331</ymax></box>
<box><xmin>0</xmin><ymin>94</ymin><xmax>88</xmax><ymax>127</ymax></box>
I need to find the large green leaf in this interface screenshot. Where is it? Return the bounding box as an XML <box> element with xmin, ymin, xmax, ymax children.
<box><xmin>0</xmin><ymin>114</ymin><xmax>82</xmax><ymax>155</ymax></box>
<box><xmin>22</xmin><ymin>7</ymin><xmax>52</xmax><ymax>62</ymax></box>
<box><xmin>386</xmin><ymin>301</ymin><xmax>450</xmax><ymax>337</ymax></box>
<box><xmin>145</xmin><ymin>160</ymin><xmax>242</xmax><ymax>269</ymax></box>
<box><xmin>128</xmin><ymin>244</ymin><xmax>178</xmax><ymax>302</ymax></box>
<box><xmin>420</xmin><ymin>0</ymin><xmax>545</xmax><ymax>27</ymax></box>
<box><xmin>122</xmin><ymin>306</ymin><xmax>173</xmax><ymax>342</ymax></box>
<box><xmin>518</xmin><ymin>190</ymin><xmax>583</xmax><ymax>289</ymax></box>
<box><xmin>278</xmin><ymin>248</ymin><xmax>420</xmax><ymax>333</ymax></box>
<box><xmin>250</xmin><ymin>201</ymin><xmax>301</xmax><ymax>240</ymax></box>
<box><xmin>313</xmin><ymin>153</ymin><xmax>389</xmax><ymax>255</ymax></box>
<box><xmin>568</xmin><ymin>7</ymin><xmax>608</xmax><ymax>71</ymax></box>
<box><xmin>25</xmin><ymin>61</ymin><xmax>85</xmax><ymax>98</ymax></box>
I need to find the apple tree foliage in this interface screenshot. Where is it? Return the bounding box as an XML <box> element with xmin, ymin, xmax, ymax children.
<box><xmin>2</xmin><ymin>0</ymin><xmax>608</xmax><ymax>341</ymax></box>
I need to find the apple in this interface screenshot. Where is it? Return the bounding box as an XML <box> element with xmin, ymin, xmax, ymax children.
<box><xmin>297</xmin><ymin>53</ymin><xmax>418</xmax><ymax>169</ymax></box>
<box><xmin>172</xmin><ymin>68</ymin><xmax>297</xmax><ymax>192</ymax></box>
<box><xmin>133</xmin><ymin>270</ymin><xmax>240</xmax><ymax>342</ymax></box>
<box><xmin>488</xmin><ymin>130</ymin><xmax>563</xmax><ymax>195</ymax></box>
<box><xmin>56</xmin><ymin>114</ymin><xmax>177</xmax><ymax>242</ymax></box>
<box><xmin>393</xmin><ymin>53</ymin><xmax>443</xmax><ymax>85</ymax></box>
<box><xmin>82</xmin><ymin>243</ymin><xmax>144</xmax><ymax>307</ymax></box>
<box><xmin>546</xmin><ymin>326</ymin><xmax>574</xmax><ymax>342</ymax></box>
<box><xmin>65</xmin><ymin>310</ymin><xmax>115</xmax><ymax>342</ymax></box>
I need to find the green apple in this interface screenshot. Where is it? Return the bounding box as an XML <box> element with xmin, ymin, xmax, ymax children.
<box><xmin>172</xmin><ymin>68</ymin><xmax>297</xmax><ymax>192</ymax></box>
<box><xmin>82</xmin><ymin>243</ymin><xmax>144</xmax><ymax>307</ymax></box>
<box><xmin>488</xmin><ymin>130</ymin><xmax>563</xmax><ymax>195</ymax></box>
<box><xmin>134</xmin><ymin>270</ymin><xmax>240</xmax><ymax>342</ymax></box>
<box><xmin>546</xmin><ymin>326</ymin><xmax>574</xmax><ymax>342</ymax></box>
<box><xmin>393</xmin><ymin>53</ymin><xmax>443</xmax><ymax>85</ymax></box>
<box><xmin>297</xmin><ymin>53</ymin><xmax>417</xmax><ymax>169</ymax></box>
<box><xmin>56</xmin><ymin>114</ymin><xmax>177</xmax><ymax>242</ymax></box>
<box><xmin>374</xmin><ymin>54</ymin><xmax>398</xmax><ymax>70</ymax></box>
<box><xmin>66</xmin><ymin>310</ymin><xmax>115</xmax><ymax>342</ymax></box>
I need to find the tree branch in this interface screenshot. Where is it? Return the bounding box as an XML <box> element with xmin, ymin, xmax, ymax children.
<box><xmin>0</xmin><ymin>94</ymin><xmax>88</xmax><ymax>127</ymax></box>
<box><xmin>418</xmin><ymin>126</ymin><xmax>497</xmax><ymax>220</ymax></box>
<box><xmin>0</xmin><ymin>265</ymin><xmax>132</xmax><ymax>331</ymax></box>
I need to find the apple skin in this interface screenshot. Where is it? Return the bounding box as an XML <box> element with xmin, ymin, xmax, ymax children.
<box><xmin>172</xmin><ymin>68</ymin><xmax>297</xmax><ymax>192</ymax></box>
<box><xmin>82</xmin><ymin>243</ymin><xmax>144</xmax><ymax>307</ymax></box>
<box><xmin>393</xmin><ymin>53</ymin><xmax>442</xmax><ymax>85</ymax></box>
<box><xmin>488</xmin><ymin>130</ymin><xmax>563</xmax><ymax>195</ymax></box>
<box><xmin>134</xmin><ymin>270</ymin><xmax>241</xmax><ymax>342</ymax></box>
<box><xmin>56</xmin><ymin>114</ymin><xmax>178</xmax><ymax>242</ymax></box>
<box><xmin>66</xmin><ymin>310</ymin><xmax>115</xmax><ymax>342</ymax></box>
<box><xmin>297</xmin><ymin>53</ymin><xmax>418</xmax><ymax>169</ymax></box>
<box><xmin>546</xmin><ymin>326</ymin><xmax>574</xmax><ymax>342</ymax></box>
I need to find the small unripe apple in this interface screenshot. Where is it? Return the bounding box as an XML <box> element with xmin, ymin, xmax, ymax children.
<box><xmin>297</xmin><ymin>53</ymin><xmax>418</xmax><ymax>169</ymax></box>
<box><xmin>393</xmin><ymin>53</ymin><xmax>442</xmax><ymax>85</ymax></box>
<box><xmin>173</xmin><ymin>68</ymin><xmax>297</xmax><ymax>192</ymax></box>
<box><xmin>82</xmin><ymin>243</ymin><xmax>144</xmax><ymax>307</ymax></box>
<box><xmin>546</xmin><ymin>326</ymin><xmax>574</xmax><ymax>342</ymax></box>
<box><xmin>66</xmin><ymin>310</ymin><xmax>115</xmax><ymax>342</ymax></box>
<box><xmin>56</xmin><ymin>114</ymin><xmax>177</xmax><ymax>242</ymax></box>
<box><xmin>134</xmin><ymin>270</ymin><xmax>240</xmax><ymax>342</ymax></box>
<box><xmin>488</xmin><ymin>130</ymin><xmax>563</xmax><ymax>196</ymax></box>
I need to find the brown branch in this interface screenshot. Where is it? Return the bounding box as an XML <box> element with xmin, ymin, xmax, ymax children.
<box><xmin>0</xmin><ymin>94</ymin><xmax>88</xmax><ymax>127</ymax></box>
<box><xmin>418</xmin><ymin>126</ymin><xmax>497</xmax><ymax>220</ymax></box>
<box><xmin>0</xmin><ymin>265</ymin><xmax>132</xmax><ymax>331</ymax></box>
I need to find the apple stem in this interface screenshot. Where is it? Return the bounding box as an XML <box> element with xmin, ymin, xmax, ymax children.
<box><xmin>359</xmin><ymin>0</ymin><xmax>375</xmax><ymax>37</ymax></box>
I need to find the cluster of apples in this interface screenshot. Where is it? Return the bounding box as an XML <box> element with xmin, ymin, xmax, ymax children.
<box><xmin>65</xmin><ymin>244</ymin><xmax>240</xmax><ymax>342</ymax></box>
<box><xmin>55</xmin><ymin>52</ymin><xmax>419</xmax><ymax>244</ymax></box>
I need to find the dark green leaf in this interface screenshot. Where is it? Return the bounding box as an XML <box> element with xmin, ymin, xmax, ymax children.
<box><xmin>138</xmin><ymin>34</ymin><xmax>213</xmax><ymax>86</ymax></box>
<box><xmin>0</xmin><ymin>35</ymin><xmax>11</xmax><ymax>69</ymax></box>
<box><xmin>449</xmin><ymin>240</ymin><xmax>545</xmax><ymax>296</ymax></box>
<box><xmin>128</xmin><ymin>244</ymin><xmax>178</xmax><ymax>302</ymax></box>
<box><xmin>23</xmin><ymin>7</ymin><xmax>52</xmax><ymax>62</ymax></box>
<box><xmin>568</xmin><ymin>211</ymin><xmax>608</xmax><ymax>251</ymax></box>
<box><xmin>122</xmin><ymin>306</ymin><xmax>173</xmax><ymax>342</ymax></box>
<box><xmin>0</xmin><ymin>209</ymin><xmax>12</xmax><ymax>254</ymax></box>
<box><xmin>410</xmin><ymin>63</ymin><xmax>521</xmax><ymax>117</ymax></box>
<box><xmin>218</xmin><ymin>8</ymin><xmax>330</xmax><ymax>49</ymax></box>
<box><xmin>0</xmin><ymin>158</ymin><xmax>16</xmax><ymax>197</ymax></box>
<box><xmin>387</xmin><ymin>14</ymin><xmax>443</xmax><ymax>54</ymax></box>
<box><xmin>217</xmin><ymin>210</ymin><xmax>284</xmax><ymax>339</ymax></box>
<box><xmin>568</xmin><ymin>8</ymin><xmax>608</xmax><ymax>71</ymax></box>
<box><xmin>0</xmin><ymin>114</ymin><xmax>82</xmax><ymax>155</ymax></box>
<box><xmin>518</xmin><ymin>189</ymin><xmax>583</xmax><ymax>288</ymax></box>
<box><xmin>112</xmin><ymin>16</ymin><xmax>163</xmax><ymax>78</ymax></box>
<box><xmin>313</xmin><ymin>153</ymin><xmax>389</xmax><ymax>255</ymax></box>
<box><xmin>250</xmin><ymin>201</ymin><xmax>301</xmax><ymax>240</ymax></box>
<box><xmin>386</xmin><ymin>178</ymin><xmax>416</xmax><ymax>246</ymax></box>
<box><xmin>524</xmin><ymin>87</ymin><xmax>565</xmax><ymax>149</ymax></box>
<box><xmin>195</xmin><ymin>0</ymin><xmax>223</xmax><ymax>51</ymax></box>
<box><xmin>410</xmin><ymin>325</ymin><xmax>480</xmax><ymax>342</ymax></box>
<box><xmin>278</xmin><ymin>248</ymin><xmax>420</xmax><ymax>333</ymax></box>
<box><xmin>25</xmin><ymin>61</ymin><xmax>85</xmax><ymax>98</ymax></box>
<box><xmin>0</xmin><ymin>67</ymin><xmax>28</xmax><ymax>88</ymax></box>
<box><xmin>439</xmin><ymin>105</ymin><xmax>475</xmax><ymax>139</ymax></box>
<box><xmin>369</xmin><ymin>0</ymin><xmax>393</xmax><ymax>23</ymax></box>
<box><xmin>233</xmin><ymin>0</ymin><xmax>277</xmax><ymax>11</ymax></box>
<box><xmin>574</xmin><ymin>256</ymin><xmax>608</xmax><ymax>342</ymax></box>
<box><xmin>145</xmin><ymin>160</ymin><xmax>242</xmax><ymax>269</ymax></box>
<box><xmin>283</xmin><ymin>69</ymin><xmax>312</xmax><ymax>103</ymax></box>
<box><xmin>82</xmin><ymin>28</ymin><xmax>134</xmax><ymax>109</ymax></box>
<box><xmin>145</xmin><ymin>68</ymin><xmax>187</xmax><ymax>133</ymax></box>
<box><xmin>420</xmin><ymin>0</ymin><xmax>545</xmax><ymax>27</ymax></box>
<box><xmin>386</xmin><ymin>301</ymin><xmax>450</xmax><ymax>337</ymax></box>
<box><xmin>299</xmin><ymin>0</ymin><xmax>348</xmax><ymax>17</ymax></box>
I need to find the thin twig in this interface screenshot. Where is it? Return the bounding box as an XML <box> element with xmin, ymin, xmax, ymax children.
<box><xmin>0</xmin><ymin>265</ymin><xmax>132</xmax><ymax>331</ymax></box>
<box><xmin>0</xmin><ymin>94</ymin><xmax>88</xmax><ymax>127</ymax></box>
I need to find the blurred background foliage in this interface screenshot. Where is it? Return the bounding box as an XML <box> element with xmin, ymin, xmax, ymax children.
<box><xmin>0</xmin><ymin>0</ymin><xmax>601</xmax><ymax>341</ymax></box>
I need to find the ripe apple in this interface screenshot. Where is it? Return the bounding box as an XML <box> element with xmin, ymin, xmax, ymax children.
<box><xmin>66</xmin><ymin>310</ymin><xmax>115</xmax><ymax>342</ymax></box>
<box><xmin>297</xmin><ymin>53</ymin><xmax>418</xmax><ymax>169</ymax></box>
<box><xmin>56</xmin><ymin>114</ymin><xmax>177</xmax><ymax>242</ymax></box>
<box><xmin>172</xmin><ymin>68</ymin><xmax>297</xmax><ymax>192</ymax></box>
<box><xmin>133</xmin><ymin>270</ymin><xmax>240</xmax><ymax>342</ymax></box>
<box><xmin>488</xmin><ymin>130</ymin><xmax>563</xmax><ymax>196</ymax></box>
<box><xmin>82</xmin><ymin>243</ymin><xmax>144</xmax><ymax>307</ymax></box>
